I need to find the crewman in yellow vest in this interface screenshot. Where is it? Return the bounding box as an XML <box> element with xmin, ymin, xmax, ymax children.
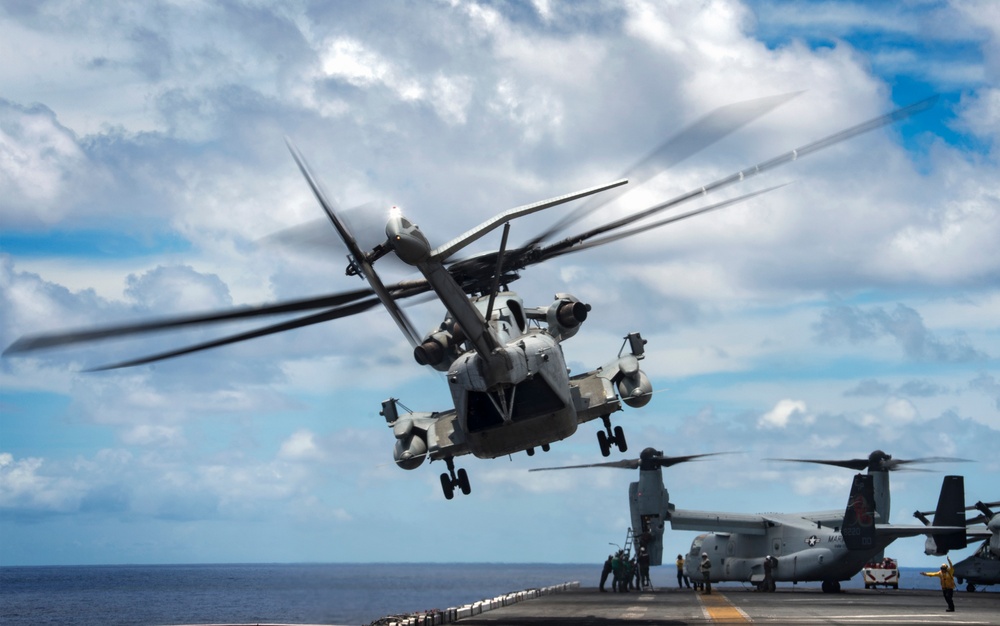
<box><xmin>921</xmin><ymin>556</ymin><xmax>955</xmax><ymax>612</ymax></box>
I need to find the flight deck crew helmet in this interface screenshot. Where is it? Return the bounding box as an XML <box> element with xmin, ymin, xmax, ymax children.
<box><xmin>941</xmin><ymin>564</ymin><xmax>948</xmax><ymax>569</ymax></box>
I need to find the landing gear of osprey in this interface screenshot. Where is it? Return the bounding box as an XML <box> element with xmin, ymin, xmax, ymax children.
<box><xmin>597</xmin><ymin>415</ymin><xmax>628</xmax><ymax>457</ymax></box>
<box><xmin>440</xmin><ymin>457</ymin><xmax>471</xmax><ymax>500</ymax></box>
<box><xmin>821</xmin><ymin>580</ymin><xmax>841</xmax><ymax>593</ymax></box>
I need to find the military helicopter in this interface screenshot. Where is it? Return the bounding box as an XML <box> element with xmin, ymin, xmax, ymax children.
<box><xmin>533</xmin><ymin>448</ymin><xmax>968</xmax><ymax>593</ymax></box>
<box><xmin>916</xmin><ymin>498</ymin><xmax>1000</xmax><ymax>591</ymax></box>
<box><xmin>3</xmin><ymin>97</ymin><xmax>936</xmax><ymax>500</ymax></box>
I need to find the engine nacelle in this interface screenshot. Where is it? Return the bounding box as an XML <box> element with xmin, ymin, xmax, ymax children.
<box><xmin>413</xmin><ymin>321</ymin><xmax>464</xmax><ymax>372</ymax></box>
<box><xmin>543</xmin><ymin>293</ymin><xmax>590</xmax><ymax>341</ymax></box>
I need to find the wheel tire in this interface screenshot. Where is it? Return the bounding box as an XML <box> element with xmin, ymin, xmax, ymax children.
<box><xmin>967</xmin><ymin>583</ymin><xmax>976</xmax><ymax>592</ymax></box>
<box><xmin>440</xmin><ymin>473</ymin><xmax>455</xmax><ymax>500</ymax></box>
<box><xmin>457</xmin><ymin>468</ymin><xmax>471</xmax><ymax>495</ymax></box>
<box><xmin>614</xmin><ymin>425</ymin><xmax>628</xmax><ymax>452</ymax></box>
<box><xmin>598</xmin><ymin>430</ymin><xmax>611</xmax><ymax>457</ymax></box>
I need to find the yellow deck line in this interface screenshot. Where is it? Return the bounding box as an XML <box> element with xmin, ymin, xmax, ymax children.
<box><xmin>698</xmin><ymin>591</ymin><xmax>752</xmax><ymax>623</ymax></box>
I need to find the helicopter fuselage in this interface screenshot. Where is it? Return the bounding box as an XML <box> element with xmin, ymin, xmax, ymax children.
<box><xmin>381</xmin><ymin>212</ymin><xmax>651</xmax><ymax>496</ymax></box>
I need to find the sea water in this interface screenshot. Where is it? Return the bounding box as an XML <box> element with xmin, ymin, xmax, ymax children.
<box><xmin>0</xmin><ymin>563</ymin><xmax>979</xmax><ymax>626</ymax></box>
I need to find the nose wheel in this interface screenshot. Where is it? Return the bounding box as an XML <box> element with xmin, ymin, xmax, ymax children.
<box><xmin>597</xmin><ymin>416</ymin><xmax>628</xmax><ymax>457</ymax></box>
<box><xmin>440</xmin><ymin>457</ymin><xmax>471</xmax><ymax>500</ymax></box>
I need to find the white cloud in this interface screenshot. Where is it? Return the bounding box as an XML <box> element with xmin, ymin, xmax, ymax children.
<box><xmin>757</xmin><ymin>398</ymin><xmax>811</xmax><ymax>429</ymax></box>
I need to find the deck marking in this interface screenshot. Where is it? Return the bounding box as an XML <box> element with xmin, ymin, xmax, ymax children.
<box><xmin>698</xmin><ymin>591</ymin><xmax>752</xmax><ymax>623</ymax></box>
<box><xmin>621</xmin><ymin>605</ymin><xmax>648</xmax><ymax>619</ymax></box>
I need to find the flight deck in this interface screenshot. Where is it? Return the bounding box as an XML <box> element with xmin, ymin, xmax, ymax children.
<box><xmin>374</xmin><ymin>584</ymin><xmax>1000</xmax><ymax>626</ymax></box>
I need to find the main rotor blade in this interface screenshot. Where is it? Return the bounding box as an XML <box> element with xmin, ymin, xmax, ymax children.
<box><xmin>286</xmin><ymin>138</ymin><xmax>422</xmax><ymax>347</ymax></box>
<box><xmin>538</xmin><ymin>184</ymin><xmax>787</xmax><ymax>263</ymax></box>
<box><xmin>526</xmin><ymin>91</ymin><xmax>803</xmax><ymax>247</ymax></box>
<box><xmin>538</xmin><ymin>97</ymin><xmax>937</xmax><ymax>260</ymax></box>
<box><xmin>431</xmin><ymin>178</ymin><xmax>628</xmax><ymax>262</ymax></box>
<box><xmin>86</xmin><ymin>298</ymin><xmax>382</xmax><ymax>371</ymax></box>
<box><xmin>3</xmin><ymin>288</ymin><xmax>377</xmax><ymax>356</ymax></box>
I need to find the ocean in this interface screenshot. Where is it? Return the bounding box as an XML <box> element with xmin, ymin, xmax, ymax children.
<box><xmin>0</xmin><ymin>563</ymin><xmax>986</xmax><ymax>626</ymax></box>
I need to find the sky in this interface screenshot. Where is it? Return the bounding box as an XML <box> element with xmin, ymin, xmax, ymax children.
<box><xmin>1</xmin><ymin>0</ymin><xmax>997</xmax><ymax>569</ymax></box>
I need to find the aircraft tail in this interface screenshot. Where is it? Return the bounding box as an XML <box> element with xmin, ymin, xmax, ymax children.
<box><xmin>842</xmin><ymin>474</ymin><xmax>876</xmax><ymax>551</ymax></box>
<box><xmin>931</xmin><ymin>475</ymin><xmax>968</xmax><ymax>553</ymax></box>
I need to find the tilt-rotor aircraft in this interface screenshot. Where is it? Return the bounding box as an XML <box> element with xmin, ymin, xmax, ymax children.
<box><xmin>4</xmin><ymin>96</ymin><xmax>935</xmax><ymax>499</ymax></box>
<box><xmin>916</xmin><ymin>498</ymin><xmax>1000</xmax><ymax>591</ymax></box>
<box><xmin>532</xmin><ymin>448</ymin><xmax>968</xmax><ymax>593</ymax></box>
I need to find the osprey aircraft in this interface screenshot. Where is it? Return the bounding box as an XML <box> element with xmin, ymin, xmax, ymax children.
<box><xmin>916</xmin><ymin>498</ymin><xmax>1000</xmax><ymax>591</ymax></box>
<box><xmin>4</xmin><ymin>97</ymin><xmax>936</xmax><ymax>499</ymax></box>
<box><xmin>533</xmin><ymin>448</ymin><xmax>968</xmax><ymax>593</ymax></box>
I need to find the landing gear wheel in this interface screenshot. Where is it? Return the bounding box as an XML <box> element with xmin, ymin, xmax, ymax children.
<box><xmin>526</xmin><ymin>447</ymin><xmax>535</xmax><ymax>456</ymax></box>
<box><xmin>613</xmin><ymin>425</ymin><xmax>628</xmax><ymax>453</ymax></box>
<box><xmin>821</xmin><ymin>580</ymin><xmax>840</xmax><ymax>593</ymax></box>
<box><xmin>967</xmin><ymin>583</ymin><xmax>976</xmax><ymax>592</ymax></box>
<box><xmin>440</xmin><ymin>473</ymin><xmax>455</xmax><ymax>500</ymax></box>
<box><xmin>457</xmin><ymin>468</ymin><xmax>471</xmax><ymax>495</ymax></box>
<box><xmin>439</xmin><ymin>457</ymin><xmax>469</xmax><ymax>499</ymax></box>
<box><xmin>597</xmin><ymin>430</ymin><xmax>611</xmax><ymax>457</ymax></box>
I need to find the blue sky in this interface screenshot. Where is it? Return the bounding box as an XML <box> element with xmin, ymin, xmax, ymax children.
<box><xmin>1</xmin><ymin>0</ymin><xmax>997</xmax><ymax>568</ymax></box>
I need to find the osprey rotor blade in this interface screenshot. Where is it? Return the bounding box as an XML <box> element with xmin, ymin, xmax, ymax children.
<box><xmin>651</xmin><ymin>451</ymin><xmax>733</xmax><ymax>468</ymax></box>
<box><xmin>525</xmin><ymin>91</ymin><xmax>803</xmax><ymax>248</ymax></box>
<box><xmin>769</xmin><ymin>450</ymin><xmax>972</xmax><ymax>472</ymax></box>
<box><xmin>767</xmin><ymin>457</ymin><xmax>869</xmax><ymax>470</ymax></box>
<box><xmin>886</xmin><ymin>456</ymin><xmax>974</xmax><ymax>469</ymax></box>
<box><xmin>529</xmin><ymin>458</ymin><xmax>641</xmax><ymax>471</ymax></box>
<box><xmin>3</xmin><ymin>288</ymin><xmax>377</xmax><ymax>356</ymax></box>
<box><xmin>286</xmin><ymin>138</ymin><xmax>422</xmax><ymax>347</ymax></box>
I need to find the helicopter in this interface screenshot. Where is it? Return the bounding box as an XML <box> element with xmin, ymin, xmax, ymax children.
<box><xmin>532</xmin><ymin>448</ymin><xmax>969</xmax><ymax>593</ymax></box>
<box><xmin>915</xmin><ymin>498</ymin><xmax>1000</xmax><ymax>591</ymax></box>
<box><xmin>3</xmin><ymin>96</ymin><xmax>936</xmax><ymax>500</ymax></box>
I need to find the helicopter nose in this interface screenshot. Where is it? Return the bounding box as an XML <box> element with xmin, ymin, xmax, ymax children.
<box><xmin>386</xmin><ymin>213</ymin><xmax>431</xmax><ymax>265</ymax></box>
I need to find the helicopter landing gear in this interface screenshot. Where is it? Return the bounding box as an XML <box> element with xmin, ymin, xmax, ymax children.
<box><xmin>821</xmin><ymin>580</ymin><xmax>841</xmax><ymax>593</ymax></box>
<box><xmin>597</xmin><ymin>416</ymin><xmax>628</xmax><ymax>457</ymax></box>
<box><xmin>526</xmin><ymin>443</ymin><xmax>552</xmax><ymax>457</ymax></box>
<box><xmin>440</xmin><ymin>457</ymin><xmax>471</xmax><ymax>500</ymax></box>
